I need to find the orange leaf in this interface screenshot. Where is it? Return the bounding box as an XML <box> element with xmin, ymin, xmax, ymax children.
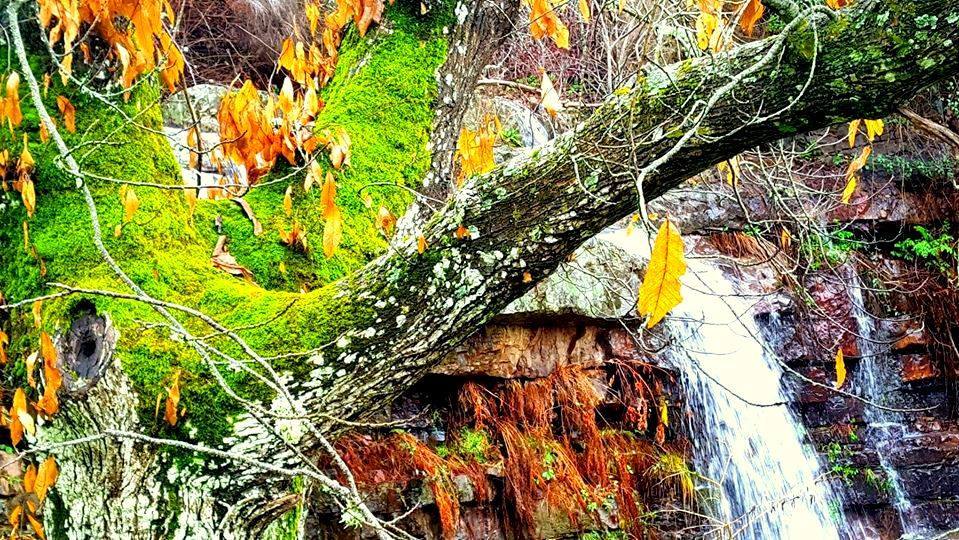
<box><xmin>739</xmin><ymin>0</ymin><xmax>764</xmax><ymax>36</ymax></box>
<box><xmin>35</xmin><ymin>456</ymin><xmax>58</xmax><ymax>504</ymax></box>
<box><xmin>376</xmin><ymin>206</ymin><xmax>396</xmax><ymax>236</ymax></box>
<box><xmin>165</xmin><ymin>370</ymin><xmax>181</xmax><ymax>426</ymax></box>
<box><xmin>56</xmin><ymin>95</ymin><xmax>76</xmax><ymax>133</ymax></box>
<box><xmin>320</xmin><ymin>172</ymin><xmax>337</xmax><ymax>220</ymax></box>
<box><xmin>417</xmin><ymin>234</ymin><xmax>427</xmax><ymax>254</ymax></box>
<box><xmin>5</xmin><ymin>72</ymin><xmax>22</xmax><ymax>127</ymax></box>
<box><xmin>0</xmin><ymin>329</ymin><xmax>8</xmax><ymax>365</ymax></box>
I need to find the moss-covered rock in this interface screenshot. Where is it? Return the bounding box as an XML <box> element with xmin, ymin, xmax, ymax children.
<box><xmin>0</xmin><ymin>0</ymin><xmax>449</xmax><ymax>448</ymax></box>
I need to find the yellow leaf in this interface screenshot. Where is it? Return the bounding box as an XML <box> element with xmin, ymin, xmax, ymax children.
<box><xmin>56</xmin><ymin>95</ymin><xmax>76</xmax><ymax>133</ymax></box>
<box><xmin>578</xmin><ymin>0</ymin><xmax>591</xmax><ymax>21</ymax></box>
<box><xmin>826</xmin><ymin>0</ymin><xmax>850</xmax><ymax>9</ymax></box>
<box><xmin>283</xmin><ymin>185</ymin><xmax>293</xmax><ymax>216</ymax></box>
<box><xmin>842</xmin><ymin>145</ymin><xmax>871</xmax><ymax>203</ymax></box>
<box><xmin>840</xmin><ymin>175</ymin><xmax>857</xmax><ymax>204</ymax></box>
<box><xmin>28</xmin><ymin>514</ymin><xmax>45</xmax><ymax>540</ymax></box>
<box><xmin>695</xmin><ymin>11</ymin><xmax>719</xmax><ymax>51</ymax></box>
<box><xmin>121</xmin><ymin>186</ymin><xmax>139</xmax><ymax>223</ymax></box>
<box><xmin>834</xmin><ymin>348</ymin><xmax>846</xmax><ymax>389</ymax></box>
<box><xmin>847</xmin><ymin>119</ymin><xmax>861</xmax><ymax>148</ymax></box>
<box><xmin>540</xmin><ymin>70</ymin><xmax>563</xmax><ymax>117</ymax></box>
<box><xmin>637</xmin><ymin>219</ymin><xmax>686</xmax><ymax>328</ymax></box>
<box><xmin>864</xmin><ymin>118</ymin><xmax>884</xmax><ymax>142</ymax></box>
<box><xmin>739</xmin><ymin>0</ymin><xmax>764</xmax><ymax>36</ymax></box>
<box><xmin>18</xmin><ymin>134</ymin><xmax>34</xmax><ymax>173</ymax></box>
<box><xmin>278</xmin><ymin>261</ymin><xmax>287</xmax><ymax>274</ymax></box>
<box><xmin>21</xmin><ymin>176</ymin><xmax>36</xmax><ymax>218</ymax></box>
<box><xmin>455</xmin><ymin>115</ymin><xmax>498</xmax><ymax>185</ymax></box>
<box><xmin>184</xmin><ymin>189</ymin><xmax>197</xmax><ymax>218</ymax></box>
<box><xmin>417</xmin><ymin>234</ymin><xmax>427</xmax><ymax>254</ymax></box>
<box><xmin>320</xmin><ymin>172</ymin><xmax>337</xmax><ymax>220</ymax></box>
<box><xmin>323</xmin><ymin>206</ymin><xmax>342</xmax><ymax>258</ymax></box>
<box><xmin>33</xmin><ymin>299</ymin><xmax>42</xmax><ymax>329</ymax></box>
<box><xmin>11</xmin><ymin>388</ymin><xmax>34</xmax><ymax>446</ymax></box>
<box><xmin>659</xmin><ymin>396</ymin><xmax>669</xmax><ymax>426</ymax></box>
<box><xmin>779</xmin><ymin>227</ymin><xmax>792</xmax><ymax>250</ymax></box>
<box><xmin>278</xmin><ymin>76</ymin><xmax>295</xmax><ymax>116</ymax></box>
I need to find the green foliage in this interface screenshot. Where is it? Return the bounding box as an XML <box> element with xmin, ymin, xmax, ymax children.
<box><xmin>825</xmin><ymin>441</ymin><xmax>858</xmax><ymax>483</ymax></box>
<box><xmin>580</xmin><ymin>530</ymin><xmax>628</xmax><ymax>540</ymax></box>
<box><xmin>893</xmin><ymin>224</ymin><xmax>956</xmax><ymax>274</ymax></box>
<box><xmin>800</xmin><ymin>230</ymin><xmax>862</xmax><ymax>270</ymax></box>
<box><xmin>868</xmin><ymin>153</ymin><xmax>958</xmax><ymax>184</ymax></box>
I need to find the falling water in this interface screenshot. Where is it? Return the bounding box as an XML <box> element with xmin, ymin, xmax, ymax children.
<box><xmin>848</xmin><ymin>270</ymin><xmax>922</xmax><ymax>537</ymax></box>
<box><xmin>603</xmin><ymin>229</ymin><xmax>843</xmax><ymax>538</ymax></box>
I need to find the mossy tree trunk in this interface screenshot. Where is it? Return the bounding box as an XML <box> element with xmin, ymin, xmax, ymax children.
<box><xmin>2</xmin><ymin>0</ymin><xmax>959</xmax><ymax>537</ymax></box>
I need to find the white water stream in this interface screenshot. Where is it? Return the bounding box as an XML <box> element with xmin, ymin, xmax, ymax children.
<box><xmin>604</xmin><ymin>229</ymin><xmax>843</xmax><ymax>539</ymax></box>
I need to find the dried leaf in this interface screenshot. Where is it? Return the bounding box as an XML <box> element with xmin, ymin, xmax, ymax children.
<box><xmin>34</xmin><ymin>456</ymin><xmax>58</xmax><ymax>503</ymax></box>
<box><xmin>842</xmin><ymin>145</ymin><xmax>871</xmax><ymax>203</ymax></box>
<box><xmin>376</xmin><ymin>206</ymin><xmax>396</xmax><ymax>236</ymax></box>
<box><xmin>0</xmin><ymin>330</ymin><xmax>7</xmax><ymax>365</ymax></box>
<box><xmin>540</xmin><ymin>71</ymin><xmax>563</xmax><ymax>118</ymax></box>
<box><xmin>56</xmin><ymin>95</ymin><xmax>76</xmax><ymax>133</ymax></box>
<box><xmin>165</xmin><ymin>370</ymin><xmax>181</xmax><ymax>426</ymax></box>
<box><xmin>28</xmin><ymin>513</ymin><xmax>45</xmax><ymax>540</ymax></box>
<box><xmin>33</xmin><ymin>300</ymin><xmax>42</xmax><ymax>329</ymax></box>
<box><xmin>320</xmin><ymin>172</ymin><xmax>337</xmax><ymax>220</ymax></box>
<box><xmin>21</xmin><ymin>176</ymin><xmax>35</xmax><ymax>218</ymax></box>
<box><xmin>637</xmin><ymin>219</ymin><xmax>686</xmax><ymax>328</ymax></box>
<box><xmin>417</xmin><ymin>234</ymin><xmax>427</xmax><ymax>255</ymax></box>
<box><xmin>5</xmin><ymin>72</ymin><xmax>22</xmax><ymax>127</ymax></box>
<box><xmin>739</xmin><ymin>0</ymin><xmax>764</xmax><ymax>36</ymax></box>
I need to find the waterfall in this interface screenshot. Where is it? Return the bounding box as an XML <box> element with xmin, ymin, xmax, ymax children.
<box><xmin>667</xmin><ymin>260</ymin><xmax>842</xmax><ymax>538</ymax></box>
<box><xmin>848</xmin><ymin>269</ymin><xmax>922</xmax><ymax>537</ymax></box>
<box><xmin>602</xmin><ymin>228</ymin><xmax>843</xmax><ymax>538</ymax></box>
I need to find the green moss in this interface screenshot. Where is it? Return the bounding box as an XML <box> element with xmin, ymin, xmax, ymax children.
<box><xmin>195</xmin><ymin>3</ymin><xmax>449</xmax><ymax>291</ymax></box>
<box><xmin>0</xmin><ymin>3</ymin><xmax>449</xmax><ymax>454</ymax></box>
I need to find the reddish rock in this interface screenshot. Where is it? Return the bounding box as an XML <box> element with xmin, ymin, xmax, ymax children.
<box><xmin>796</xmin><ymin>367</ymin><xmax>833</xmax><ymax>404</ymax></box>
<box><xmin>900</xmin><ymin>354</ymin><xmax>940</xmax><ymax>383</ymax></box>
<box><xmin>804</xmin><ymin>270</ymin><xmax>861</xmax><ymax>358</ymax></box>
<box><xmin>435</xmin><ymin>324</ymin><xmax>606</xmax><ymax>378</ymax></box>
